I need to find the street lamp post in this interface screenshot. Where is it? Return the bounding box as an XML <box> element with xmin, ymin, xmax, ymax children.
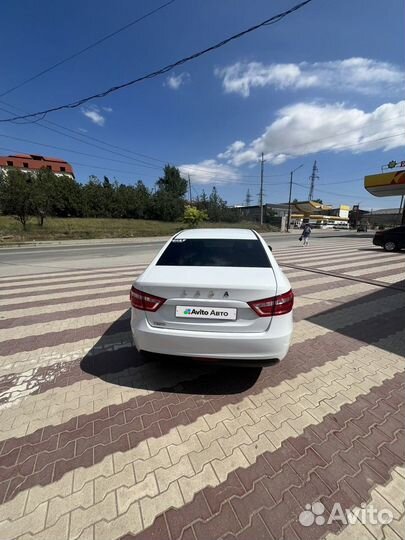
<box><xmin>287</xmin><ymin>164</ymin><xmax>303</xmax><ymax>232</ymax></box>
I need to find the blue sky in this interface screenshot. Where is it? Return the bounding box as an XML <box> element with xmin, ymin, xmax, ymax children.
<box><xmin>0</xmin><ymin>0</ymin><xmax>404</xmax><ymax>210</ymax></box>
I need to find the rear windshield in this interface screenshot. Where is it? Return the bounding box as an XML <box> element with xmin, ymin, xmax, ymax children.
<box><xmin>156</xmin><ymin>238</ymin><xmax>271</xmax><ymax>267</ymax></box>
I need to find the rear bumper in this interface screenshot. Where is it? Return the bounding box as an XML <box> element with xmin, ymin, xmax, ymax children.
<box><xmin>131</xmin><ymin>308</ymin><xmax>293</xmax><ymax>361</ymax></box>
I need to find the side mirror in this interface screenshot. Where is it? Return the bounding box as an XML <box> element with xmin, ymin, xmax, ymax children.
<box><xmin>268</xmin><ymin>245</ymin><xmax>272</xmax><ymax>251</ymax></box>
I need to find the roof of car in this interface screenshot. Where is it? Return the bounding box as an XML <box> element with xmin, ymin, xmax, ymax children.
<box><xmin>175</xmin><ymin>228</ymin><xmax>258</xmax><ymax>240</ymax></box>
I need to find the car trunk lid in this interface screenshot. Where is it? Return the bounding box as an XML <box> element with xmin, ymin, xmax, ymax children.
<box><xmin>135</xmin><ymin>266</ymin><xmax>278</xmax><ymax>333</ymax></box>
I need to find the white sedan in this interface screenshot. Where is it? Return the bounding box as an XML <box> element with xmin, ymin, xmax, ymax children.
<box><xmin>130</xmin><ymin>228</ymin><xmax>293</xmax><ymax>363</ymax></box>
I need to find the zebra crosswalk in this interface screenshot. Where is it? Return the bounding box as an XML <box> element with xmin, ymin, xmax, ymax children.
<box><xmin>0</xmin><ymin>237</ymin><xmax>404</xmax><ymax>540</ymax></box>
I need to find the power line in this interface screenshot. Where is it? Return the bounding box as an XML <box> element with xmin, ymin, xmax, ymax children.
<box><xmin>318</xmin><ymin>131</ymin><xmax>405</xmax><ymax>153</ymax></box>
<box><xmin>267</xmin><ymin>125</ymin><xmax>405</xmax><ymax>157</ymax></box>
<box><xmin>2</xmin><ymin>118</ymin><xmax>404</xmax><ymax>184</ymax></box>
<box><xmin>1</xmin><ymin>95</ymin><xmax>403</xmax><ymax>179</ymax></box>
<box><xmin>0</xmin><ymin>145</ymin><xmax>157</xmax><ymax>180</ymax></box>
<box><xmin>0</xmin><ymin>140</ymin><xmax>385</xmax><ymax>199</ymax></box>
<box><xmin>0</xmin><ymin>0</ymin><xmax>314</xmax><ymax>123</ymax></box>
<box><xmin>0</xmin><ymin>133</ymin><xmax>164</xmax><ymax>170</ymax></box>
<box><xmin>318</xmin><ymin>177</ymin><xmax>363</xmax><ymax>185</ymax></box>
<box><xmin>2</xmin><ymin>119</ymin><xmax>402</xmax><ymax>187</ymax></box>
<box><xmin>0</xmin><ymin>102</ymin><xmax>166</xmax><ymax>169</ymax></box>
<box><xmin>0</xmin><ymin>99</ymin><xmax>171</xmax><ymax>165</ymax></box>
<box><xmin>293</xmin><ymin>181</ymin><xmax>372</xmax><ymax>200</ymax></box>
<box><xmin>0</xmin><ymin>102</ymin><xmax>232</xmax><ymax>176</ymax></box>
<box><xmin>0</xmin><ymin>0</ymin><xmax>178</xmax><ymax>98</ymax></box>
<box><xmin>251</xmin><ymin>130</ymin><xmax>405</xmax><ymax>175</ymax></box>
<box><xmin>0</xmin><ymin>101</ymin><xmax>290</xmax><ymax>178</ymax></box>
<box><xmin>293</xmin><ymin>185</ymin><xmax>370</xmax><ymax>203</ymax></box>
<box><xmin>0</xmin><ymin>142</ymin><xmax>291</xmax><ymax>186</ymax></box>
<box><xmin>175</xmin><ymin>127</ymin><xmax>405</xmax><ymax>181</ymax></box>
<box><xmin>0</xmin><ymin>128</ymin><xmax>289</xmax><ymax>180</ymax></box>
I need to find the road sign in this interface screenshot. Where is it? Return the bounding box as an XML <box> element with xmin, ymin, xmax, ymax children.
<box><xmin>386</xmin><ymin>160</ymin><xmax>405</xmax><ymax>169</ymax></box>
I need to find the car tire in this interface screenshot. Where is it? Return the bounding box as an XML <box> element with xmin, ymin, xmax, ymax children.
<box><xmin>383</xmin><ymin>241</ymin><xmax>397</xmax><ymax>252</ymax></box>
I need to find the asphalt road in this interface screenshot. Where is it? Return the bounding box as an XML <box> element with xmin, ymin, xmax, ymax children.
<box><xmin>0</xmin><ymin>230</ymin><xmax>373</xmax><ymax>277</ymax></box>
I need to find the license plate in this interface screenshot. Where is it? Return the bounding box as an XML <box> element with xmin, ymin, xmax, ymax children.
<box><xmin>175</xmin><ymin>305</ymin><xmax>237</xmax><ymax>320</ymax></box>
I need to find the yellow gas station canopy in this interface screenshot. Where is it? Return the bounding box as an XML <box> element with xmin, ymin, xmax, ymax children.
<box><xmin>292</xmin><ymin>201</ymin><xmax>332</xmax><ymax>213</ymax></box>
<box><xmin>364</xmin><ymin>170</ymin><xmax>405</xmax><ymax>197</ymax></box>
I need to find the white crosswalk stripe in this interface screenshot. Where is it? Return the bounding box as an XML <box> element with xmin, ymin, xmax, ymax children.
<box><xmin>0</xmin><ymin>235</ymin><xmax>404</xmax><ymax>540</ymax></box>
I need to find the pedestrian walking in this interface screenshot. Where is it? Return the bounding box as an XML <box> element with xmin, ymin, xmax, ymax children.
<box><xmin>300</xmin><ymin>223</ymin><xmax>312</xmax><ymax>246</ymax></box>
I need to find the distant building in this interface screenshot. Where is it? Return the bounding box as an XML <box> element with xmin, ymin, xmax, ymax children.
<box><xmin>0</xmin><ymin>154</ymin><xmax>75</xmax><ymax>178</ymax></box>
<box><xmin>233</xmin><ymin>203</ymin><xmax>289</xmax><ymax>222</ymax></box>
<box><xmin>232</xmin><ymin>201</ymin><xmax>351</xmax><ymax>228</ymax></box>
<box><xmin>365</xmin><ymin>208</ymin><xmax>403</xmax><ymax>228</ymax></box>
<box><xmin>290</xmin><ymin>202</ymin><xmax>350</xmax><ymax>228</ymax></box>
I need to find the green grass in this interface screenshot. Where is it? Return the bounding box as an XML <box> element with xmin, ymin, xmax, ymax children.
<box><xmin>0</xmin><ymin>216</ymin><xmax>278</xmax><ymax>243</ymax></box>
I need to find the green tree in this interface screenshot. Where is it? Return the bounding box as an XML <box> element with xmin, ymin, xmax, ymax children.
<box><xmin>0</xmin><ymin>169</ymin><xmax>34</xmax><ymax>229</ymax></box>
<box><xmin>31</xmin><ymin>168</ymin><xmax>56</xmax><ymax>226</ymax></box>
<box><xmin>152</xmin><ymin>165</ymin><xmax>187</xmax><ymax>221</ymax></box>
<box><xmin>183</xmin><ymin>205</ymin><xmax>208</xmax><ymax>226</ymax></box>
<box><xmin>156</xmin><ymin>165</ymin><xmax>188</xmax><ymax>198</ymax></box>
<box><xmin>195</xmin><ymin>189</ymin><xmax>208</xmax><ymax>212</ymax></box>
<box><xmin>102</xmin><ymin>176</ymin><xmax>114</xmax><ymax>217</ymax></box>
<box><xmin>52</xmin><ymin>175</ymin><xmax>83</xmax><ymax>217</ymax></box>
<box><xmin>133</xmin><ymin>181</ymin><xmax>152</xmax><ymax>218</ymax></box>
<box><xmin>114</xmin><ymin>183</ymin><xmax>134</xmax><ymax>218</ymax></box>
<box><xmin>113</xmin><ymin>181</ymin><xmax>152</xmax><ymax>218</ymax></box>
<box><xmin>82</xmin><ymin>176</ymin><xmax>105</xmax><ymax>217</ymax></box>
<box><xmin>207</xmin><ymin>186</ymin><xmax>227</xmax><ymax>222</ymax></box>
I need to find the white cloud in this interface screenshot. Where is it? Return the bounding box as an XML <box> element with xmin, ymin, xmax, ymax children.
<box><xmin>81</xmin><ymin>105</ymin><xmax>106</xmax><ymax>126</ymax></box>
<box><xmin>179</xmin><ymin>159</ymin><xmax>240</xmax><ymax>185</ymax></box>
<box><xmin>102</xmin><ymin>106</ymin><xmax>113</xmax><ymax>112</ymax></box>
<box><xmin>218</xmin><ymin>100</ymin><xmax>405</xmax><ymax>166</ymax></box>
<box><xmin>165</xmin><ymin>72</ymin><xmax>190</xmax><ymax>90</ymax></box>
<box><xmin>215</xmin><ymin>58</ymin><xmax>405</xmax><ymax>97</ymax></box>
<box><xmin>217</xmin><ymin>140</ymin><xmax>245</xmax><ymax>159</ymax></box>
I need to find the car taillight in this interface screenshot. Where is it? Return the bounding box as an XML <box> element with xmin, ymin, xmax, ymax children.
<box><xmin>129</xmin><ymin>286</ymin><xmax>166</xmax><ymax>312</ymax></box>
<box><xmin>248</xmin><ymin>289</ymin><xmax>294</xmax><ymax>317</ymax></box>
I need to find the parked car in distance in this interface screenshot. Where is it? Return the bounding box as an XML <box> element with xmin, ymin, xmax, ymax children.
<box><xmin>357</xmin><ymin>224</ymin><xmax>368</xmax><ymax>232</ymax></box>
<box><xmin>130</xmin><ymin>228</ymin><xmax>294</xmax><ymax>364</ymax></box>
<box><xmin>373</xmin><ymin>225</ymin><xmax>405</xmax><ymax>251</ymax></box>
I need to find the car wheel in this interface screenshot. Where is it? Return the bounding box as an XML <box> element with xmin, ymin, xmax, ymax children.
<box><xmin>383</xmin><ymin>241</ymin><xmax>397</xmax><ymax>252</ymax></box>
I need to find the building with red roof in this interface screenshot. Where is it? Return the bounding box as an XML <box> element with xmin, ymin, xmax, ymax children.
<box><xmin>0</xmin><ymin>154</ymin><xmax>75</xmax><ymax>178</ymax></box>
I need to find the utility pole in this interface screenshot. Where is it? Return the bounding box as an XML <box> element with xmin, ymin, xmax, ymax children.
<box><xmin>308</xmin><ymin>160</ymin><xmax>319</xmax><ymax>201</ymax></box>
<box><xmin>399</xmin><ymin>195</ymin><xmax>405</xmax><ymax>225</ymax></box>
<box><xmin>188</xmin><ymin>174</ymin><xmax>192</xmax><ymax>204</ymax></box>
<box><xmin>287</xmin><ymin>164</ymin><xmax>303</xmax><ymax>232</ymax></box>
<box><xmin>259</xmin><ymin>153</ymin><xmax>265</xmax><ymax>225</ymax></box>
